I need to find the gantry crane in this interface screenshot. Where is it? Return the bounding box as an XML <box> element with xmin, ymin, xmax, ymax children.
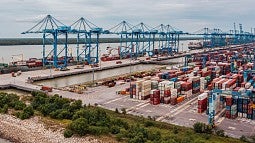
<box><xmin>208</xmin><ymin>89</ymin><xmax>252</xmax><ymax>127</ymax></box>
<box><xmin>107</xmin><ymin>21</ymin><xmax>134</xmax><ymax>59</ymax></box>
<box><xmin>22</xmin><ymin>15</ymin><xmax>71</xmax><ymax>68</ymax></box>
<box><xmin>70</xmin><ymin>17</ymin><xmax>103</xmax><ymax>64</ymax></box>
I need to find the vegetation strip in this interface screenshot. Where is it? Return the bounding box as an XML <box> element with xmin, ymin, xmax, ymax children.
<box><xmin>0</xmin><ymin>91</ymin><xmax>253</xmax><ymax>143</ymax></box>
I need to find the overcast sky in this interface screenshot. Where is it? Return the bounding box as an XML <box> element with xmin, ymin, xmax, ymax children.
<box><xmin>0</xmin><ymin>0</ymin><xmax>254</xmax><ymax>38</ymax></box>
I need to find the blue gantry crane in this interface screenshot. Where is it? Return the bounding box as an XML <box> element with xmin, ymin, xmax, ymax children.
<box><xmin>208</xmin><ymin>89</ymin><xmax>252</xmax><ymax>127</ymax></box>
<box><xmin>22</xmin><ymin>15</ymin><xmax>71</xmax><ymax>68</ymax></box>
<box><xmin>107</xmin><ymin>21</ymin><xmax>134</xmax><ymax>59</ymax></box>
<box><xmin>131</xmin><ymin>22</ymin><xmax>153</xmax><ymax>58</ymax></box>
<box><xmin>70</xmin><ymin>17</ymin><xmax>103</xmax><ymax>64</ymax></box>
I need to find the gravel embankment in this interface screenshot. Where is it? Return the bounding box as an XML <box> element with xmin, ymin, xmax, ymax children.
<box><xmin>0</xmin><ymin>114</ymin><xmax>103</xmax><ymax>143</ymax></box>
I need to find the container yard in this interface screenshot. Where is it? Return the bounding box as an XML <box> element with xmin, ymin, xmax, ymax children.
<box><xmin>1</xmin><ymin>13</ymin><xmax>255</xmax><ymax>142</ymax></box>
<box><xmin>0</xmin><ymin>43</ymin><xmax>255</xmax><ymax>139</ymax></box>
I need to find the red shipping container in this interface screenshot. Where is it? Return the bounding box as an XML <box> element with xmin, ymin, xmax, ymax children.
<box><xmin>164</xmin><ymin>89</ymin><xmax>171</xmax><ymax>97</ymax></box>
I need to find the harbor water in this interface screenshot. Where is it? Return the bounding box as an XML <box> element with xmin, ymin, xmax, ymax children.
<box><xmin>0</xmin><ymin>41</ymin><xmax>192</xmax><ymax>64</ymax></box>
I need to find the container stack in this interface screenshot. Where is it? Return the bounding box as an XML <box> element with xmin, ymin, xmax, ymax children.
<box><xmin>174</xmin><ymin>81</ymin><xmax>182</xmax><ymax>96</ymax></box>
<box><xmin>150</xmin><ymin>89</ymin><xmax>160</xmax><ymax>105</ymax></box>
<box><xmin>129</xmin><ymin>83</ymin><xmax>136</xmax><ymax>98</ymax></box>
<box><xmin>181</xmin><ymin>82</ymin><xmax>192</xmax><ymax>98</ymax></box>
<box><xmin>247</xmin><ymin>103</ymin><xmax>253</xmax><ymax>119</ymax></box>
<box><xmin>141</xmin><ymin>80</ymin><xmax>151</xmax><ymax>100</ymax></box>
<box><xmin>198</xmin><ymin>93</ymin><xmax>208</xmax><ymax>113</ymax></box>
<box><xmin>231</xmin><ymin>104</ymin><xmax>237</xmax><ymax>119</ymax></box>
<box><xmin>151</xmin><ymin>80</ymin><xmax>159</xmax><ymax>90</ymax></box>
<box><xmin>188</xmin><ymin>76</ymin><xmax>200</xmax><ymax>94</ymax></box>
<box><xmin>200</xmin><ymin>77</ymin><xmax>206</xmax><ymax>91</ymax></box>
<box><xmin>225</xmin><ymin>96</ymin><xmax>233</xmax><ymax>118</ymax></box>
<box><xmin>163</xmin><ymin>88</ymin><xmax>171</xmax><ymax>104</ymax></box>
<box><xmin>135</xmin><ymin>80</ymin><xmax>144</xmax><ymax>99</ymax></box>
<box><xmin>170</xmin><ymin>88</ymin><xmax>178</xmax><ymax>105</ymax></box>
<box><xmin>159</xmin><ymin>81</ymin><xmax>174</xmax><ymax>103</ymax></box>
<box><xmin>237</xmin><ymin>98</ymin><xmax>243</xmax><ymax>117</ymax></box>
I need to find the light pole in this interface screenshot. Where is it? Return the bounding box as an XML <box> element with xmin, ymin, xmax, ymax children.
<box><xmin>129</xmin><ymin>46</ymin><xmax>132</xmax><ymax>89</ymax></box>
<box><xmin>92</xmin><ymin>59</ymin><xmax>95</xmax><ymax>86</ymax></box>
<box><xmin>99</xmin><ymin>49</ymin><xmax>102</xmax><ymax>69</ymax></box>
<box><xmin>181</xmin><ymin>43</ymin><xmax>184</xmax><ymax>65</ymax></box>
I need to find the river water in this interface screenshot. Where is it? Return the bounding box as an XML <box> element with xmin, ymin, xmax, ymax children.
<box><xmin>0</xmin><ymin>41</ymin><xmax>192</xmax><ymax>64</ymax></box>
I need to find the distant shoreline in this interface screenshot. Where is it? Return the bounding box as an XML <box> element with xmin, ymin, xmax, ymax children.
<box><xmin>0</xmin><ymin>37</ymin><xmax>201</xmax><ymax>46</ymax></box>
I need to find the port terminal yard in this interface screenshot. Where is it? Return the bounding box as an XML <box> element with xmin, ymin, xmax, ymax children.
<box><xmin>1</xmin><ymin>44</ymin><xmax>255</xmax><ymax>139</ymax></box>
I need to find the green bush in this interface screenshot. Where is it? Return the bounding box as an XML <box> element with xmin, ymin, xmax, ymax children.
<box><xmin>0</xmin><ymin>104</ymin><xmax>8</xmax><ymax>113</ymax></box>
<box><xmin>14</xmin><ymin>101</ymin><xmax>26</xmax><ymax>110</ymax></box>
<box><xmin>110</xmin><ymin>126</ymin><xmax>120</xmax><ymax>134</ymax></box>
<box><xmin>215</xmin><ymin>129</ymin><xmax>225</xmax><ymax>137</ymax></box>
<box><xmin>64</xmin><ymin>129</ymin><xmax>73</xmax><ymax>138</ymax></box>
<box><xmin>17</xmin><ymin>106</ymin><xmax>34</xmax><ymax>120</ymax></box>
<box><xmin>68</xmin><ymin>118</ymin><xmax>89</xmax><ymax>136</ymax></box>
<box><xmin>193</xmin><ymin>122</ymin><xmax>212</xmax><ymax>134</ymax></box>
<box><xmin>144</xmin><ymin>120</ymin><xmax>154</xmax><ymax>127</ymax></box>
<box><xmin>88</xmin><ymin>126</ymin><xmax>109</xmax><ymax>135</ymax></box>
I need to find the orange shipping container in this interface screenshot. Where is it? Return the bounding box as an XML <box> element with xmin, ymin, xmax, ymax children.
<box><xmin>177</xmin><ymin>96</ymin><xmax>184</xmax><ymax>103</ymax></box>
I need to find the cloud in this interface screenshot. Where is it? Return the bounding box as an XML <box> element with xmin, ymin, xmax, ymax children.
<box><xmin>0</xmin><ymin>0</ymin><xmax>254</xmax><ymax>37</ymax></box>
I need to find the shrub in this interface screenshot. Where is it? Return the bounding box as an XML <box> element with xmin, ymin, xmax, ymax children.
<box><xmin>144</xmin><ymin>120</ymin><xmax>154</xmax><ymax>127</ymax></box>
<box><xmin>64</xmin><ymin>129</ymin><xmax>73</xmax><ymax>138</ymax></box>
<box><xmin>68</xmin><ymin>118</ymin><xmax>89</xmax><ymax>136</ymax></box>
<box><xmin>110</xmin><ymin>126</ymin><xmax>120</xmax><ymax>134</ymax></box>
<box><xmin>14</xmin><ymin>101</ymin><xmax>26</xmax><ymax>110</ymax></box>
<box><xmin>215</xmin><ymin>129</ymin><xmax>225</xmax><ymax>137</ymax></box>
<box><xmin>193</xmin><ymin>122</ymin><xmax>212</xmax><ymax>134</ymax></box>
<box><xmin>23</xmin><ymin>106</ymin><xmax>34</xmax><ymax>117</ymax></box>
<box><xmin>0</xmin><ymin>104</ymin><xmax>8</xmax><ymax>113</ymax></box>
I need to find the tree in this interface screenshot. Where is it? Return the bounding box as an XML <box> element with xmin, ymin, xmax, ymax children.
<box><xmin>68</xmin><ymin>118</ymin><xmax>89</xmax><ymax>136</ymax></box>
<box><xmin>193</xmin><ymin>122</ymin><xmax>212</xmax><ymax>134</ymax></box>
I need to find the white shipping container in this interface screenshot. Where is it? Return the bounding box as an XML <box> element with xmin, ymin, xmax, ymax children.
<box><xmin>198</xmin><ymin>93</ymin><xmax>208</xmax><ymax>100</ymax></box>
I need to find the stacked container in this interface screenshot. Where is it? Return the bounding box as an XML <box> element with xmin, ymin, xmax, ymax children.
<box><xmin>141</xmin><ymin>80</ymin><xmax>151</xmax><ymax>100</ymax></box>
<box><xmin>170</xmin><ymin>88</ymin><xmax>178</xmax><ymax>105</ymax></box>
<box><xmin>198</xmin><ymin>93</ymin><xmax>208</xmax><ymax>113</ymax></box>
<box><xmin>150</xmin><ymin>90</ymin><xmax>160</xmax><ymax>105</ymax></box>
<box><xmin>247</xmin><ymin>103</ymin><xmax>253</xmax><ymax>119</ymax></box>
<box><xmin>188</xmin><ymin>76</ymin><xmax>200</xmax><ymax>94</ymax></box>
<box><xmin>159</xmin><ymin>81</ymin><xmax>174</xmax><ymax>103</ymax></box>
<box><xmin>130</xmin><ymin>83</ymin><xmax>136</xmax><ymax>98</ymax></box>
<box><xmin>181</xmin><ymin>82</ymin><xmax>192</xmax><ymax>98</ymax></box>
<box><xmin>225</xmin><ymin>96</ymin><xmax>232</xmax><ymax>119</ymax></box>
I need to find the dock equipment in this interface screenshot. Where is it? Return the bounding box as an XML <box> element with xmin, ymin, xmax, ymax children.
<box><xmin>70</xmin><ymin>17</ymin><xmax>103</xmax><ymax>64</ymax></box>
<box><xmin>208</xmin><ymin>87</ymin><xmax>253</xmax><ymax>127</ymax></box>
<box><xmin>107</xmin><ymin>21</ymin><xmax>134</xmax><ymax>59</ymax></box>
<box><xmin>22</xmin><ymin>15</ymin><xmax>255</xmax><ymax>65</ymax></box>
<box><xmin>22</xmin><ymin>15</ymin><xmax>71</xmax><ymax>68</ymax></box>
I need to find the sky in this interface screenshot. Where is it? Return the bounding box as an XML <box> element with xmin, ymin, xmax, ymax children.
<box><xmin>0</xmin><ymin>0</ymin><xmax>254</xmax><ymax>38</ymax></box>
